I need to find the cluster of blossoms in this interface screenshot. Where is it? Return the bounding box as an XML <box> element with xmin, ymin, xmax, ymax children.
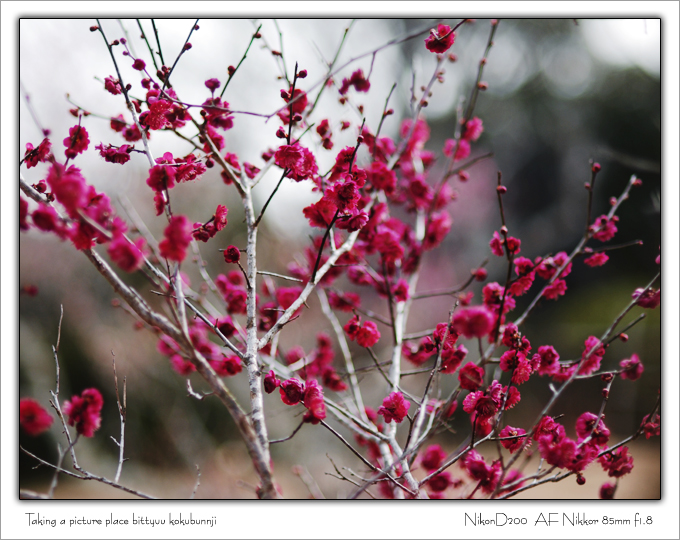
<box><xmin>264</xmin><ymin>372</ymin><xmax>327</xmax><ymax>425</ymax></box>
<box><xmin>19</xmin><ymin>398</ymin><xmax>54</xmax><ymax>436</ymax></box>
<box><xmin>20</xmin><ymin>19</ymin><xmax>659</xmax><ymax>501</ymax></box>
<box><xmin>62</xmin><ymin>388</ymin><xmax>104</xmax><ymax>438</ymax></box>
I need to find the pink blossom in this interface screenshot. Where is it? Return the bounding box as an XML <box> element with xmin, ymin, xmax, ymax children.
<box><xmin>451</xmin><ymin>306</ymin><xmax>494</xmax><ymax>339</ymax></box>
<box><xmin>201</xmin><ymin>97</ymin><xmax>233</xmax><ymax>130</ymax></box>
<box><xmin>142</xmin><ymin>98</ymin><xmax>173</xmax><ymax>130</ymax></box>
<box><xmin>302</xmin><ymin>380</ymin><xmax>326</xmax><ymax>424</ymax></box>
<box><xmin>575</xmin><ymin>412</ymin><xmax>610</xmax><ymax>446</ymax></box>
<box><xmin>327</xmin><ymin>178</ymin><xmax>361</xmax><ymax>213</ymax></box>
<box><xmin>584</xmin><ymin>252</ymin><xmax>609</xmax><ymax>267</ymax></box>
<box><xmin>463</xmin><ymin>390</ymin><xmax>499</xmax><ymax>420</ymax></box>
<box><xmin>367</xmin><ymin>161</ymin><xmax>396</xmax><ymax>194</ymax></box>
<box><xmin>458</xmin><ymin>362</ymin><xmax>485</xmax><ymax>391</ymax></box>
<box><xmin>619</xmin><ymin>353</ymin><xmax>644</xmax><ymax>381</ymax></box>
<box><xmin>536</xmin><ymin>345</ymin><xmax>560</xmax><ymax>376</ymax></box>
<box><xmin>263</xmin><ymin>370</ymin><xmax>280</xmax><ymax>394</ymax></box>
<box><xmin>427</xmin><ymin>471</ymin><xmax>453</xmax><ymax>493</ymax></box>
<box><xmin>279</xmin><ymin>378</ymin><xmax>305</xmax><ymax>405</ymax></box>
<box><xmin>159</xmin><ymin>215</ymin><xmax>192</xmax><ymax>262</ymax></box>
<box><xmin>499</xmin><ymin>426</ymin><xmax>528</xmax><ymax>454</ymax></box>
<box><xmin>170</xmin><ymin>354</ymin><xmax>196</xmax><ymax>376</ymax></box>
<box><xmin>104</xmin><ymin>76</ymin><xmax>122</xmax><ymax>95</ymax></box>
<box><xmin>327</xmin><ymin>290</ymin><xmax>360</xmax><ymax>312</ymax></box>
<box><xmin>45</xmin><ymin>163</ymin><xmax>89</xmax><ymax>218</ymax></box>
<box><xmin>339</xmin><ymin>69</ymin><xmax>371</xmax><ymax>95</ymax></box>
<box><xmin>108</xmin><ymin>236</ymin><xmax>146</xmax><ymax>272</ymax></box>
<box><xmin>221</xmin><ymin>245</ymin><xmax>239</xmax><ymax>264</ymax></box>
<box><xmin>420</xmin><ymin>444</ymin><xmax>447</xmax><ymax>471</ymax></box>
<box><xmin>463</xmin><ymin>117</ymin><xmax>484</xmax><ymax>141</ymax></box>
<box><xmin>378</xmin><ymin>391</ymin><xmax>410</xmax><ymax>423</ymax></box>
<box><xmin>20</xmin><ymin>398</ymin><xmax>54</xmax><ymax>436</ymax></box>
<box><xmin>24</xmin><ymin>138</ymin><xmax>52</xmax><ymax>168</ymax></box>
<box><xmin>641</xmin><ymin>414</ymin><xmax>660</xmax><ymax>439</ymax></box>
<box><xmin>464</xmin><ymin>450</ymin><xmax>501</xmax><ymax>494</ymax></box>
<box><xmin>95</xmin><ymin>143</ymin><xmax>133</xmax><ymax>164</ymax></box>
<box><xmin>63</xmin><ymin>125</ymin><xmax>90</xmax><ymax>159</ymax></box>
<box><xmin>356</xmin><ymin>321</ymin><xmax>380</xmax><ymax>348</ymax></box>
<box><xmin>579</xmin><ymin>336</ymin><xmax>605</xmax><ymax>375</ymax></box>
<box><xmin>146</xmin><ymin>164</ymin><xmax>176</xmax><ymax>192</ymax></box>
<box><xmin>632</xmin><ymin>287</ymin><xmax>660</xmax><ymax>309</ymax></box>
<box><xmin>423</xmin><ymin>211</ymin><xmax>452</xmax><ymax>250</ymax></box>
<box><xmin>599</xmin><ymin>482</ymin><xmax>616</xmax><ymax>499</ymax></box>
<box><xmin>440</xmin><ymin>343</ymin><xmax>467</xmax><ymax>374</ymax></box>
<box><xmin>425</xmin><ymin>24</ymin><xmax>455</xmax><ymax>54</ymax></box>
<box><xmin>538</xmin><ymin>431</ymin><xmax>576</xmax><ymax>469</ymax></box>
<box><xmin>31</xmin><ymin>204</ymin><xmax>65</xmax><ymax>236</ymax></box>
<box><xmin>543</xmin><ymin>278</ymin><xmax>567</xmax><ymax>300</ymax></box>
<box><xmin>63</xmin><ymin>388</ymin><xmax>103</xmax><ymax>438</ymax></box>
<box><xmin>599</xmin><ymin>446</ymin><xmax>634</xmax><ymax>478</ymax></box>
<box><xmin>205</xmin><ymin>78</ymin><xmax>220</xmax><ymax>92</ymax></box>
<box><xmin>591</xmin><ymin>215</ymin><xmax>618</xmax><ymax>242</ymax></box>
<box><xmin>210</xmin><ymin>355</ymin><xmax>242</xmax><ymax>377</ymax></box>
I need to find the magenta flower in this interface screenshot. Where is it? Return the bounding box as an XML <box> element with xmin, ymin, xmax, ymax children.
<box><xmin>427</xmin><ymin>471</ymin><xmax>453</xmax><ymax>493</ymax></box>
<box><xmin>339</xmin><ymin>69</ymin><xmax>371</xmax><ymax>95</ymax></box>
<box><xmin>45</xmin><ymin>163</ymin><xmax>89</xmax><ymax>218</ymax></box>
<box><xmin>159</xmin><ymin>215</ymin><xmax>192</xmax><ymax>262</ymax></box>
<box><xmin>542</xmin><ymin>278</ymin><xmax>567</xmax><ymax>300</ymax></box>
<box><xmin>575</xmin><ymin>412</ymin><xmax>610</xmax><ymax>446</ymax></box>
<box><xmin>578</xmin><ymin>336</ymin><xmax>605</xmax><ymax>376</ymax></box>
<box><xmin>24</xmin><ymin>138</ymin><xmax>52</xmax><ymax>168</ymax></box>
<box><xmin>591</xmin><ymin>215</ymin><xmax>618</xmax><ymax>242</ymax></box>
<box><xmin>146</xmin><ymin>164</ymin><xmax>176</xmax><ymax>192</ymax></box>
<box><xmin>63</xmin><ymin>125</ymin><xmax>90</xmax><ymax>159</ymax></box>
<box><xmin>464</xmin><ymin>450</ymin><xmax>501</xmax><ymax>494</ymax></box>
<box><xmin>440</xmin><ymin>344</ymin><xmax>467</xmax><ymax>374</ymax></box>
<box><xmin>423</xmin><ymin>211</ymin><xmax>452</xmax><ymax>251</ymax></box>
<box><xmin>599</xmin><ymin>446</ymin><xmax>634</xmax><ymax>478</ymax></box>
<box><xmin>63</xmin><ymin>388</ymin><xmax>103</xmax><ymax>438</ymax></box>
<box><xmin>378</xmin><ymin>391</ymin><xmax>410</xmax><ymax>423</ymax></box>
<box><xmin>302</xmin><ymin>380</ymin><xmax>326</xmax><ymax>424</ymax></box>
<box><xmin>451</xmin><ymin>306</ymin><xmax>494</xmax><ymax>339</ymax></box>
<box><xmin>142</xmin><ymin>98</ymin><xmax>173</xmax><ymax>130</ymax></box>
<box><xmin>204</xmin><ymin>78</ymin><xmax>221</xmax><ymax>92</ymax></box>
<box><xmin>274</xmin><ymin>144</ymin><xmax>303</xmax><ymax>170</ymax></box>
<box><xmin>499</xmin><ymin>426</ymin><xmax>528</xmax><ymax>454</ymax></box>
<box><xmin>263</xmin><ymin>370</ymin><xmax>280</xmax><ymax>394</ymax></box>
<box><xmin>210</xmin><ymin>355</ymin><xmax>242</xmax><ymax>377</ymax></box>
<box><xmin>462</xmin><ymin>117</ymin><xmax>484</xmax><ymax>141</ymax></box>
<box><xmin>223</xmin><ymin>246</ymin><xmax>241</xmax><ymax>264</ymax></box>
<box><xmin>170</xmin><ymin>354</ymin><xmax>196</xmax><ymax>376</ymax></box>
<box><xmin>536</xmin><ymin>345</ymin><xmax>560</xmax><ymax>376</ymax></box>
<box><xmin>458</xmin><ymin>362</ymin><xmax>485</xmax><ymax>391</ymax></box>
<box><xmin>356</xmin><ymin>321</ymin><xmax>380</xmax><ymax>348</ymax></box>
<box><xmin>425</xmin><ymin>24</ymin><xmax>455</xmax><ymax>54</ymax></box>
<box><xmin>599</xmin><ymin>482</ymin><xmax>616</xmax><ymax>499</ymax></box>
<box><xmin>584</xmin><ymin>252</ymin><xmax>609</xmax><ymax>267</ymax></box>
<box><xmin>107</xmin><ymin>236</ymin><xmax>146</xmax><ymax>272</ymax></box>
<box><xmin>20</xmin><ymin>398</ymin><xmax>54</xmax><ymax>436</ymax></box>
<box><xmin>31</xmin><ymin>204</ymin><xmax>64</xmax><ymax>236</ymax></box>
<box><xmin>619</xmin><ymin>353</ymin><xmax>644</xmax><ymax>381</ymax></box>
<box><xmin>367</xmin><ymin>161</ymin><xmax>396</xmax><ymax>194</ymax></box>
<box><xmin>327</xmin><ymin>178</ymin><xmax>361</xmax><ymax>213</ymax></box>
<box><xmin>279</xmin><ymin>378</ymin><xmax>305</xmax><ymax>405</ymax></box>
<box><xmin>420</xmin><ymin>444</ymin><xmax>447</xmax><ymax>471</ymax></box>
<box><xmin>104</xmin><ymin>75</ymin><xmax>122</xmax><ymax>95</ymax></box>
<box><xmin>632</xmin><ymin>287</ymin><xmax>660</xmax><ymax>309</ymax></box>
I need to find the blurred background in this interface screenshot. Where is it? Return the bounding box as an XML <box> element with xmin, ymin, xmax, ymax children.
<box><xmin>19</xmin><ymin>18</ymin><xmax>660</xmax><ymax>499</ymax></box>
